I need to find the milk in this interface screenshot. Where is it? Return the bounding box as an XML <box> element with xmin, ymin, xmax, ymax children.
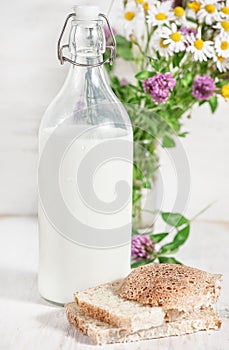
<box><xmin>38</xmin><ymin>124</ymin><xmax>133</xmax><ymax>304</ymax></box>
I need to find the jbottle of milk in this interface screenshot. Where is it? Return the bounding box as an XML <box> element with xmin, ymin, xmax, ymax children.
<box><xmin>38</xmin><ymin>6</ymin><xmax>133</xmax><ymax>304</ymax></box>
